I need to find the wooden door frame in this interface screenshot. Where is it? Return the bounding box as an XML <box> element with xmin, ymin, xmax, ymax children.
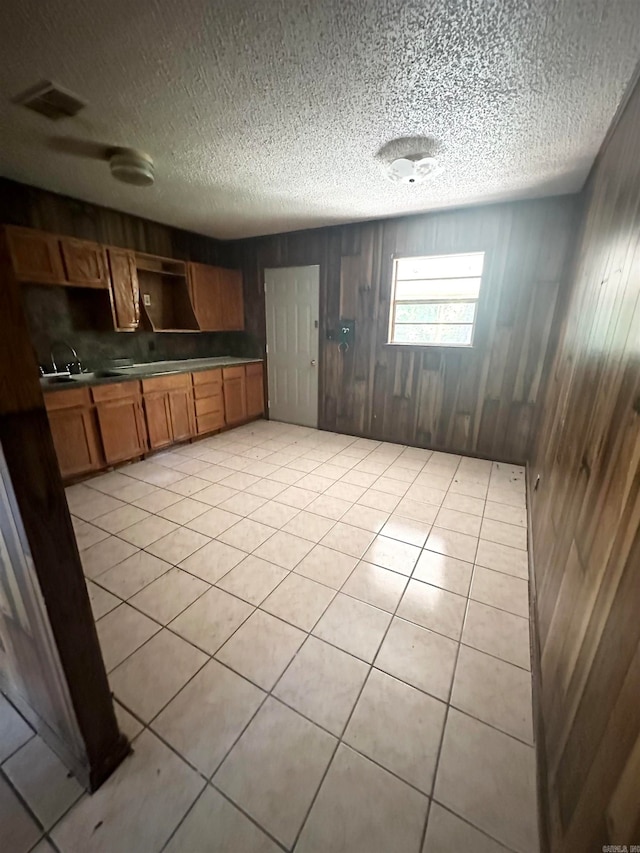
<box><xmin>263</xmin><ymin>264</ymin><xmax>321</xmax><ymax>428</ymax></box>
<box><xmin>0</xmin><ymin>231</ymin><xmax>128</xmax><ymax>790</ymax></box>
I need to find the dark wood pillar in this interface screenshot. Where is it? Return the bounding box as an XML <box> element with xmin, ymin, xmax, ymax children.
<box><xmin>0</xmin><ymin>229</ymin><xmax>129</xmax><ymax>790</ymax></box>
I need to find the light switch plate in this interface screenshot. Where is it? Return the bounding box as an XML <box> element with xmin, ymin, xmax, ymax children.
<box><xmin>143</xmin><ymin>293</ymin><xmax>151</xmax><ymax>306</ymax></box>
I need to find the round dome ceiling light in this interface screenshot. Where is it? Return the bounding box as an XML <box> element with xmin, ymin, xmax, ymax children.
<box><xmin>109</xmin><ymin>148</ymin><xmax>154</xmax><ymax>186</ymax></box>
<box><xmin>386</xmin><ymin>155</ymin><xmax>441</xmax><ymax>185</ymax></box>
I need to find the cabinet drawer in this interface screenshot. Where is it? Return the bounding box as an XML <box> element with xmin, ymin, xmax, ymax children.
<box><xmin>92</xmin><ymin>381</ymin><xmax>141</xmax><ymax>402</ymax></box>
<box><xmin>197</xmin><ymin>412</ymin><xmax>225</xmax><ymax>435</ymax></box>
<box><xmin>142</xmin><ymin>373</ymin><xmax>191</xmax><ymax>393</ymax></box>
<box><xmin>245</xmin><ymin>362</ymin><xmax>263</xmax><ymax>377</ymax></box>
<box><xmin>192</xmin><ymin>368</ymin><xmax>223</xmax><ymax>386</ymax></box>
<box><xmin>45</xmin><ymin>387</ymin><xmax>92</xmax><ymax>411</ymax></box>
<box><xmin>222</xmin><ymin>366</ymin><xmax>245</xmax><ymax>381</ymax></box>
<box><xmin>195</xmin><ymin>395</ymin><xmax>224</xmax><ymax>418</ymax></box>
<box><xmin>193</xmin><ymin>381</ymin><xmax>222</xmax><ymax>400</ymax></box>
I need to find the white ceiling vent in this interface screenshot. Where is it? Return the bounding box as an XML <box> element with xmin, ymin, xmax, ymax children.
<box><xmin>387</xmin><ymin>156</ymin><xmax>442</xmax><ymax>185</ymax></box>
<box><xmin>13</xmin><ymin>80</ymin><xmax>86</xmax><ymax>121</ymax></box>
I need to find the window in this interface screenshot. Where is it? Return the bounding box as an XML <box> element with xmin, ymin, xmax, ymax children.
<box><xmin>388</xmin><ymin>252</ymin><xmax>485</xmax><ymax>347</ymax></box>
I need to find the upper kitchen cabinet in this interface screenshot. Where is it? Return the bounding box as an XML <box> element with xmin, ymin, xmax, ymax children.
<box><xmin>107</xmin><ymin>247</ymin><xmax>140</xmax><ymax>331</ymax></box>
<box><xmin>188</xmin><ymin>262</ymin><xmax>245</xmax><ymax>331</ymax></box>
<box><xmin>59</xmin><ymin>237</ymin><xmax>109</xmax><ymax>288</ymax></box>
<box><xmin>136</xmin><ymin>252</ymin><xmax>199</xmax><ymax>332</ymax></box>
<box><xmin>4</xmin><ymin>225</ymin><xmax>66</xmax><ymax>284</ymax></box>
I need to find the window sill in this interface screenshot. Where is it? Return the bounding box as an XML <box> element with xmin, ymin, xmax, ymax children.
<box><xmin>383</xmin><ymin>342</ymin><xmax>475</xmax><ymax>350</ymax></box>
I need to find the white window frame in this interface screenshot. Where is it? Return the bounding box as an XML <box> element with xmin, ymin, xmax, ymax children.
<box><xmin>387</xmin><ymin>251</ymin><xmax>485</xmax><ymax>348</ymax></box>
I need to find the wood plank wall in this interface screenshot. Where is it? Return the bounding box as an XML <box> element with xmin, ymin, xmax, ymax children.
<box><xmin>232</xmin><ymin>196</ymin><xmax>578</xmax><ymax>464</ymax></box>
<box><xmin>529</xmin><ymin>78</ymin><xmax>640</xmax><ymax>849</ymax></box>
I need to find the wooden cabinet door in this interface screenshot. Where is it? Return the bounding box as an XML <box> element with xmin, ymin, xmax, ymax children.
<box><xmin>245</xmin><ymin>364</ymin><xmax>265</xmax><ymax>418</ymax></box>
<box><xmin>167</xmin><ymin>388</ymin><xmax>195</xmax><ymax>442</ymax></box>
<box><xmin>107</xmin><ymin>248</ymin><xmax>140</xmax><ymax>330</ymax></box>
<box><xmin>60</xmin><ymin>237</ymin><xmax>109</xmax><ymax>288</ymax></box>
<box><xmin>144</xmin><ymin>393</ymin><xmax>173</xmax><ymax>449</ymax></box>
<box><xmin>5</xmin><ymin>226</ymin><xmax>65</xmax><ymax>284</ymax></box>
<box><xmin>220</xmin><ymin>268</ymin><xmax>245</xmax><ymax>330</ymax></box>
<box><xmin>47</xmin><ymin>406</ymin><xmax>102</xmax><ymax>479</ymax></box>
<box><xmin>96</xmin><ymin>398</ymin><xmax>147</xmax><ymax>464</ymax></box>
<box><xmin>188</xmin><ymin>262</ymin><xmax>222</xmax><ymax>330</ymax></box>
<box><xmin>223</xmin><ymin>376</ymin><xmax>247</xmax><ymax>425</ymax></box>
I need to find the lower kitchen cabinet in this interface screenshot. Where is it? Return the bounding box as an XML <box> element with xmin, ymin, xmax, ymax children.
<box><xmin>142</xmin><ymin>374</ymin><xmax>195</xmax><ymax>449</ymax></box>
<box><xmin>168</xmin><ymin>388</ymin><xmax>195</xmax><ymax>442</ymax></box>
<box><xmin>92</xmin><ymin>383</ymin><xmax>147</xmax><ymax>464</ymax></box>
<box><xmin>222</xmin><ymin>366</ymin><xmax>247</xmax><ymax>425</ymax></box>
<box><xmin>45</xmin><ymin>388</ymin><xmax>103</xmax><ymax>479</ymax></box>
<box><xmin>245</xmin><ymin>362</ymin><xmax>265</xmax><ymax>418</ymax></box>
<box><xmin>144</xmin><ymin>393</ymin><xmax>173</xmax><ymax>449</ymax></box>
<box><xmin>192</xmin><ymin>369</ymin><xmax>225</xmax><ymax>435</ymax></box>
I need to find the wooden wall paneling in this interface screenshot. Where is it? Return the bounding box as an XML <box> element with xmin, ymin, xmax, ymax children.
<box><xmin>530</xmin><ymin>76</ymin><xmax>640</xmax><ymax>851</ymax></box>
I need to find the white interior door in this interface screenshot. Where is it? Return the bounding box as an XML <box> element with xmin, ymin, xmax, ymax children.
<box><xmin>264</xmin><ymin>265</ymin><xmax>319</xmax><ymax>427</ymax></box>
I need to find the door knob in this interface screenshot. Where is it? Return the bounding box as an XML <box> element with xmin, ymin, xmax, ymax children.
<box><xmin>310</xmin><ymin>359</ymin><xmax>317</xmax><ymax>366</ymax></box>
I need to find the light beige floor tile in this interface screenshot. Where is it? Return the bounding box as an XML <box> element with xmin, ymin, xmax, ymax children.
<box><xmin>216</xmin><ymin>491</ymin><xmax>267</xmax><ymax>517</ymax></box>
<box><xmin>97</xmin><ymin>551</ymin><xmax>173</xmax><ymax>599</ymax></box>
<box><xmin>324</xmin><ymin>481</ymin><xmax>367</xmax><ymax>503</ymax></box>
<box><xmin>177</xmin><ymin>538</ymin><xmax>244</xmax><ymax>583</ymax></box>
<box><xmin>344</xmin><ymin>668</ymin><xmax>446</xmax><ymax>793</ymax></box>
<box><xmin>71</xmin><ymin>518</ymin><xmax>110</xmax><ymax>551</ymax></box>
<box><xmin>114</xmin><ymin>701</ymin><xmax>143</xmax><ymax>740</ymax></box>
<box><xmin>413</xmin><ymin>472</ymin><xmax>453</xmax><ymax>493</ymax></box>
<box><xmin>423</xmin><ymin>803</ymin><xmax>512</xmax><ymax>853</ymax></box>
<box><xmin>216</xmin><ymin>555</ymin><xmax>288</xmax><ymax>604</ymax></box>
<box><xmin>157</xmin><ymin>497</ymin><xmax>210</xmax><ymax>524</ymax></box>
<box><xmin>131</xmin><ymin>489</ymin><xmax>182</xmax><ymax>513</ymax></box>
<box><xmin>81</xmin><ymin>536</ymin><xmax>139</xmax><ymax>579</ymax></box>
<box><xmin>86</xmin><ymin>580</ymin><xmax>120</xmax><ymax>619</ymax></box>
<box><xmin>248</xmin><ymin>500</ymin><xmax>300</xmax><ymax>529</ymax></box>
<box><xmin>96</xmin><ymin>603</ymin><xmax>160</xmax><ymax>671</ymax></box>
<box><xmin>475</xmin><ymin>540</ymin><xmax>529</xmax><ymax>579</ymax></box>
<box><xmin>266</xmin><ymin>467</ymin><xmax>304</xmax><ymax>485</ymax></box>
<box><xmin>294</xmin><ymin>544</ymin><xmax>358</xmax><ymax>588</ymax></box>
<box><xmin>274</xmin><ymin>636</ymin><xmax>368</xmax><ymax>735</ymax></box>
<box><xmin>481</xmin><ymin>518</ymin><xmax>528</xmax><ymax>551</ymax></box>
<box><xmin>218</xmin><ymin>518</ymin><xmax>275</xmax><ymax>552</ymax></box>
<box><xmin>441</xmin><ymin>492</ymin><xmax>485</xmax><ymax>517</ymax></box>
<box><xmin>30</xmin><ymin>837</ymin><xmax>56</xmax><ymax>853</ymax></box>
<box><xmin>216</xmin><ymin>610</ymin><xmax>306</xmax><ymax>689</ymax></box>
<box><xmin>147</xmin><ymin>527</ymin><xmax>211</xmax><ymax>564</ymax></box>
<box><xmin>395</xmin><ymin>498</ymin><xmax>439</xmax><ymax>525</ymax></box>
<box><xmin>435</xmin><ymin>507</ymin><xmax>482</xmax><ymax>537</ymax></box>
<box><xmin>51</xmin><ymin>730</ymin><xmax>204</xmax><ymax>853</ymax></box>
<box><xmin>484</xmin><ymin>500</ymin><xmax>527</xmax><ymax>527</ymax></box>
<box><xmin>274</xmin><ymin>485</ymin><xmax>317</xmax><ymax>509</ymax></box>
<box><xmin>384</xmin><ymin>464</ymin><xmax>418</xmax><ymax>483</ymax></box>
<box><xmin>218</xmin><ymin>471</ymin><xmax>260</xmax><ymax>491</ymax></box>
<box><xmin>397</xmin><ymin>579</ymin><xmax>467</xmax><ymax>640</ymax></box>
<box><xmin>4</xmin><ymin>736</ymin><xmax>83</xmax><ymax>828</ymax></box>
<box><xmin>86</xmin><ymin>470</ymin><xmax>137</xmax><ymax>496</ymax></box>
<box><xmin>164</xmin><ymin>786</ymin><xmax>280</xmax><ymax>853</ymax></box>
<box><xmin>313</xmin><ymin>462</ymin><xmax>349</xmax><ymax>480</ymax></box>
<box><xmin>153</xmin><ymin>659</ymin><xmax>265</xmax><ymax>777</ymax></box>
<box><xmin>197</xmin><ymin>483</ymin><xmax>241</xmax><ymax>507</ymax></box>
<box><xmin>0</xmin><ymin>774</ymin><xmax>41</xmax><ymax>853</ymax></box>
<box><xmin>375</xmin><ymin>617</ymin><xmax>457</xmax><ymax>701</ymax></box>
<box><xmin>413</xmin><ymin>550</ymin><xmax>473</xmax><ymax>596</ymax></box>
<box><xmin>253</xmin><ymin>530</ymin><xmax>314</xmax><ymax>570</ymax></box>
<box><xmin>170</xmin><ymin>587</ymin><xmax>254</xmax><ymax>654</ymax></box>
<box><xmin>356</xmin><ymin>488</ymin><xmax>400</xmax><ymax>513</ymax></box>
<box><xmin>282</xmin><ymin>510</ymin><xmax>336</xmax><ymax>542</ymax></box>
<box><xmin>362</xmin><ymin>535</ymin><xmax>421</xmax><ymax>576</ymax></box>
<box><xmin>261</xmin><ymin>573</ymin><xmax>335</xmax><ymax>630</ymax></box>
<box><xmin>379</xmin><ymin>514</ymin><xmax>431</xmax><ymax>547</ymax></box>
<box><xmin>451</xmin><ymin>645</ymin><xmax>533</xmax><ymax>743</ymax></box>
<box><xmin>286</xmin><ymin>457</ymin><xmax>320</xmax><ymax>473</ymax></box>
<box><xmin>0</xmin><ymin>696</ymin><xmax>32</xmax><ymax>763</ymax></box>
<box><xmin>471</xmin><ymin>566</ymin><xmax>529</xmax><ymax>618</ymax></box>
<box><xmin>295</xmin><ymin>473</ymin><xmax>335</xmax><ymax>493</ymax></box>
<box><xmin>371</xmin><ymin>475</ymin><xmax>409</xmax><ymax>497</ymax></box>
<box><xmin>449</xmin><ymin>478</ymin><xmax>487</xmax><ymax>499</ymax></box>
<box><xmin>296</xmin><ymin>744</ymin><xmax>428</xmax><ymax>853</ymax></box>
<box><xmin>435</xmin><ymin>709</ymin><xmax>538</xmax><ymax>853</ymax></box>
<box><xmin>355</xmin><ymin>459</ymin><xmax>390</xmax><ymax>476</ymax></box>
<box><xmin>339</xmin><ymin>469</ymin><xmax>378</xmax><ymax>488</ymax></box>
<box><xmin>129</xmin><ymin>568</ymin><xmax>209</xmax><ymax>623</ymax></box>
<box><xmin>93</xmin><ymin>505</ymin><xmax>151</xmax><ymax>534</ymax></box>
<box><xmin>405</xmin><ymin>484</ymin><xmax>447</xmax><ymax>506</ymax></box>
<box><xmin>68</xmin><ymin>490</ymin><xmax>127</xmax><ymax>522</ymax></box>
<box><xmin>486</xmin><ymin>486</ymin><xmax>526</xmax><ymax>508</ymax></box>
<box><xmin>185</xmin><ymin>506</ymin><xmax>242</xmax><ymax>537</ymax></box>
<box><xmin>214</xmin><ymin>697</ymin><xmax>336</xmax><ymax>848</ymax></box>
<box><xmin>425</xmin><ymin>526</ymin><xmax>478</xmax><ymax>563</ymax></box>
<box><xmin>320</xmin><ymin>522</ymin><xmax>376</xmax><ymax>558</ymax></box>
<box><xmin>463</xmin><ymin>601</ymin><xmax>531</xmax><ymax>670</ymax></box>
<box><xmin>306</xmin><ymin>493</ymin><xmax>351</xmax><ymax>520</ymax></box>
<box><xmin>340</xmin><ymin>504</ymin><xmax>390</xmax><ymax>533</ymax></box>
<box><xmin>313</xmin><ymin>594</ymin><xmax>391</xmax><ymax>662</ymax></box>
<box><xmin>110</xmin><ymin>629</ymin><xmax>207</xmax><ymax>722</ymax></box>
<box><xmin>342</xmin><ymin>561</ymin><xmax>407</xmax><ymax>612</ymax></box>
<box><xmin>245</xmin><ymin>478</ymin><xmax>287</xmax><ymax>499</ymax></box>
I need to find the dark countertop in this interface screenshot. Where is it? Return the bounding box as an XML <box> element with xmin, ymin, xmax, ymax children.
<box><xmin>41</xmin><ymin>356</ymin><xmax>263</xmax><ymax>392</ymax></box>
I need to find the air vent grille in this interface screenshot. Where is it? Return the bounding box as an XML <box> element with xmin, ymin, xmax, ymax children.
<box><xmin>13</xmin><ymin>80</ymin><xmax>86</xmax><ymax>121</ymax></box>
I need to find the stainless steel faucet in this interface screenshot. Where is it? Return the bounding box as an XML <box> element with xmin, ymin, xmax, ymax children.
<box><xmin>50</xmin><ymin>340</ymin><xmax>83</xmax><ymax>375</ymax></box>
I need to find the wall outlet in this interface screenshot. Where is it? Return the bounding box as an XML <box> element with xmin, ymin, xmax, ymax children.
<box><xmin>143</xmin><ymin>293</ymin><xmax>151</xmax><ymax>306</ymax></box>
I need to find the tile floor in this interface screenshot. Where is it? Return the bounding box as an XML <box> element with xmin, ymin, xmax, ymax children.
<box><xmin>1</xmin><ymin>421</ymin><xmax>538</xmax><ymax>853</ymax></box>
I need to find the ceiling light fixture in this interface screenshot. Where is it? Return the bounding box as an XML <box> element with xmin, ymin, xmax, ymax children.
<box><xmin>109</xmin><ymin>148</ymin><xmax>154</xmax><ymax>186</ymax></box>
<box><xmin>386</xmin><ymin>155</ymin><xmax>442</xmax><ymax>185</ymax></box>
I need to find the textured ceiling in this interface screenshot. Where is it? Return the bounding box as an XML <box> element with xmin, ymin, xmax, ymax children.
<box><xmin>0</xmin><ymin>0</ymin><xmax>639</xmax><ymax>239</ymax></box>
